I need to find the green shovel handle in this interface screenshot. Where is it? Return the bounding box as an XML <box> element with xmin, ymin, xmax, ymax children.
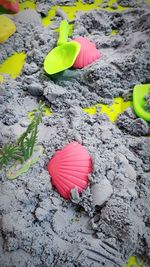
<box><xmin>57</xmin><ymin>20</ymin><xmax>69</xmax><ymax>46</ymax></box>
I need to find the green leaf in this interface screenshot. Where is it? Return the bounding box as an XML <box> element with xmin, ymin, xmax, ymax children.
<box><xmin>0</xmin><ymin>144</ymin><xmax>23</xmax><ymax>169</ymax></box>
<box><xmin>6</xmin><ymin>145</ymin><xmax>44</xmax><ymax>179</ymax></box>
<box><xmin>0</xmin><ymin>101</ymin><xmax>45</xmax><ymax>170</ymax></box>
<box><xmin>17</xmin><ymin>101</ymin><xmax>45</xmax><ymax>161</ymax></box>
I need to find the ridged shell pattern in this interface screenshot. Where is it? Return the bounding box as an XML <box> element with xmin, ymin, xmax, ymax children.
<box><xmin>47</xmin><ymin>142</ymin><xmax>92</xmax><ymax>199</ymax></box>
<box><xmin>73</xmin><ymin>37</ymin><xmax>101</xmax><ymax>69</ymax></box>
<box><xmin>0</xmin><ymin>0</ymin><xmax>19</xmax><ymax>13</ymax></box>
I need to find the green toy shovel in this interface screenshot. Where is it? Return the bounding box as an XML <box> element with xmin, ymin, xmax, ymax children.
<box><xmin>44</xmin><ymin>20</ymin><xmax>80</xmax><ymax>75</ymax></box>
<box><xmin>133</xmin><ymin>84</ymin><xmax>150</xmax><ymax>122</ymax></box>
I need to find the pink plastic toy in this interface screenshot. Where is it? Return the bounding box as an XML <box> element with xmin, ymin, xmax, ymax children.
<box><xmin>73</xmin><ymin>37</ymin><xmax>101</xmax><ymax>69</ymax></box>
<box><xmin>0</xmin><ymin>0</ymin><xmax>19</xmax><ymax>13</ymax></box>
<box><xmin>47</xmin><ymin>141</ymin><xmax>92</xmax><ymax>199</ymax></box>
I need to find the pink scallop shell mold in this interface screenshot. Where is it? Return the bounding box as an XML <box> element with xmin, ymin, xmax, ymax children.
<box><xmin>47</xmin><ymin>141</ymin><xmax>92</xmax><ymax>199</ymax></box>
<box><xmin>73</xmin><ymin>37</ymin><xmax>101</xmax><ymax>69</ymax></box>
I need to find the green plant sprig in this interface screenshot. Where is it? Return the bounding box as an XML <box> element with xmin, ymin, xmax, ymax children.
<box><xmin>0</xmin><ymin>143</ymin><xmax>23</xmax><ymax>167</ymax></box>
<box><xmin>0</xmin><ymin>101</ymin><xmax>45</xmax><ymax>169</ymax></box>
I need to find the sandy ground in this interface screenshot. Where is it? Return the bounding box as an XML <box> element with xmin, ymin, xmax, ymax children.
<box><xmin>0</xmin><ymin>0</ymin><xmax>150</xmax><ymax>266</ymax></box>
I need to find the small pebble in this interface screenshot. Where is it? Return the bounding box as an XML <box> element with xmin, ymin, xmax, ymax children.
<box><xmin>91</xmin><ymin>178</ymin><xmax>113</xmax><ymax>206</ymax></box>
<box><xmin>101</xmin><ymin>3</ymin><xmax>109</xmax><ymax>8</ymax></box>
<box><xmin>111</xmin><ymin>3</ymin><xmax>118</xmax><ymax>9</ymax></box>
<box><xmin>35</xmin><ymin>207</ymin><xmax>49</xmax><ymax>221</ymax></box>
<box><xmin>28</xmin><ymin>83</ymin><xmax>43</xmax><ymax>96</ymax></box>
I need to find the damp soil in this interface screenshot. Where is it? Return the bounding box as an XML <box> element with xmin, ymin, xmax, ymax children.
<box><xmin>0</xmin><ymin>1</ymin><xmax>150</xmax><ymax>266</ymax></box>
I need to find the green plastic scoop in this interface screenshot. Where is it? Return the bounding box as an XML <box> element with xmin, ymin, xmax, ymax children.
<box><xmin>133</xmin><ymin>84</ymin><xmax>150</xmax><ymax>122</ymax></box>
<box><xmin>44</xmin><ymin>20</ymin><xmax>80</xmax><ymax>75</ymax></box>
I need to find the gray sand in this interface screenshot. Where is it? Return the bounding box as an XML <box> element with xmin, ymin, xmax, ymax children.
<box><xmin>0</xmin><ymin>1</ymin><xmax>150</xmax><ymax>266</ymax></box>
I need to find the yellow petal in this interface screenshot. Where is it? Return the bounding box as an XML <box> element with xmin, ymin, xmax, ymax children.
<box><xmin>0</xmin><ymin>15</ymin><xmax>16</xmax><ymax>43</ymax></box>
<box><xmin>0</xmin><ymin>53</ymin><xmax>26</xmax><ymax>79</ymax></box>
<box><xmin>83</xmin><ymin>97</ymin><xmax>132</xmax><ymax>122</ymax></box>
